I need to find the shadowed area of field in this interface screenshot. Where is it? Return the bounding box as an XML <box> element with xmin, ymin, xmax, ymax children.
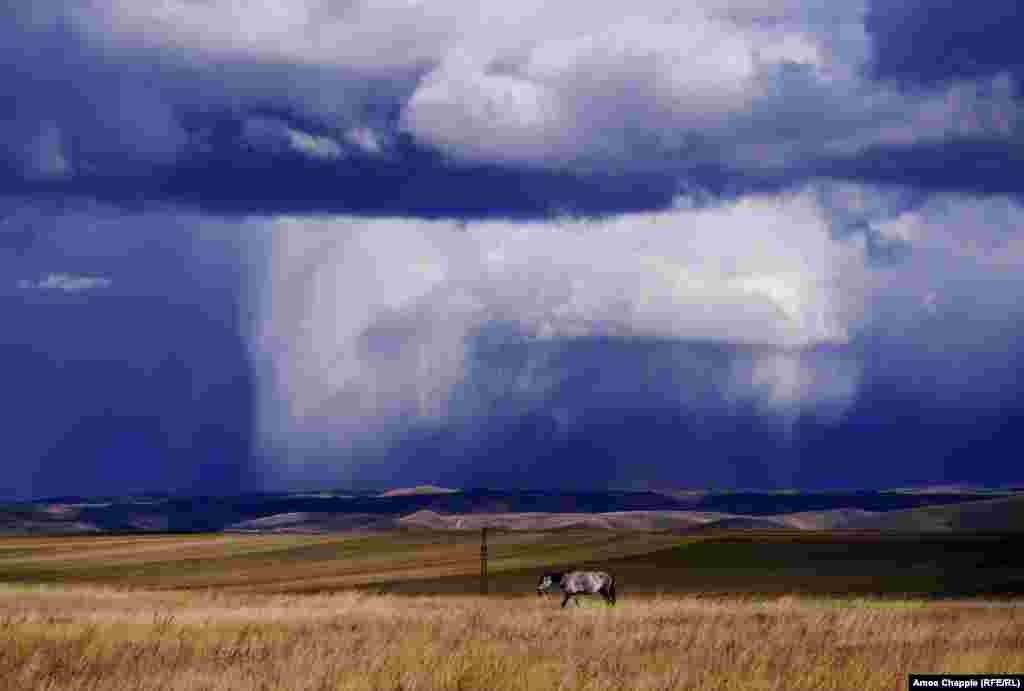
<box><xmin>2</xmin><ymin>530</ymin><xmax>1023</xmax><ymax>598</ymax></box>
<box><xmin>371</xmin><ymin>531</ymin><xmax>1024</xmax><ymax>598</ymax></box>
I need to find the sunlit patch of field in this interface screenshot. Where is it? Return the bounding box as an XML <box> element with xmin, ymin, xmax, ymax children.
<box><xmin>1</xmin><ymin>584</ymin><xmax>1022</xmax><ymax>691</ymax></box>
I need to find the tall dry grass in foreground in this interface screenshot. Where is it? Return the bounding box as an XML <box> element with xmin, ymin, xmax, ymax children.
<box><xmin>1</xmin><ymin>585</ymin><xmax>1021</xmax><ymax>691</ymax></box>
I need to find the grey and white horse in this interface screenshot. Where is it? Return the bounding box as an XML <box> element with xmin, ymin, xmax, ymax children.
<box><xmin>537</xmin><ymin>570</ymin><xmax>617</xmax><ymax>607</ymax></box>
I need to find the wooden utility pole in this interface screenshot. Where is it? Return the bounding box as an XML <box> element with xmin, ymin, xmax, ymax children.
<box><xmin>480</xmin><ymin>526</ymin><xmax>489</xmax><ymax>595</ymax></box>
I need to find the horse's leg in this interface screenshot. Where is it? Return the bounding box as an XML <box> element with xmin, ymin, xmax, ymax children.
<box><xmin>561</xmin><ymin>593</ymin><xmax>570</xmax><ymax>608</ymax></box>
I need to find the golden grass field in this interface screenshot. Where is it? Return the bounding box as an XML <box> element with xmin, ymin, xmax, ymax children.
<box><xmin>2</xmin><ymin>585</ymin><xmax>1022</xmax><ymax>691</ymax></box>
<box><xmin>1</xmin><ymin>531</ymin><xmax>1022</xmax><ymax>690</ymax></box>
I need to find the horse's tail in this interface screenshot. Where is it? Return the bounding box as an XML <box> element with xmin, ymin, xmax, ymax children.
<box><xmin>607</xmin><ymin>574</ymin><xmax>617</xmax><ymax>606</ymax></box>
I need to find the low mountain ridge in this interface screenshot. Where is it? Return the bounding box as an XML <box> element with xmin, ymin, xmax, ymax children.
<box><xmin>1</xmin><ymin>489</ymin><xmax>1019</xmax><ymax>534</ymax></box>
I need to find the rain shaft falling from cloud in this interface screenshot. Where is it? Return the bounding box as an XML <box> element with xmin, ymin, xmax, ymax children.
<box><xmin>249</xmin><ymin>187</ymin><xmax>872</xmax><ymax>479</ymax></box>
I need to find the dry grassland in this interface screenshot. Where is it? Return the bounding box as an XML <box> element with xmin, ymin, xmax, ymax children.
<box><xmin>2</xmin><ymin>532</ymin><xmax>1022</xmax><ymax>689</ymax></box>
<box><xmin>1</xmin><ymin>585</ymin><xmax>1022</xmax><ymax>691</ymax></box>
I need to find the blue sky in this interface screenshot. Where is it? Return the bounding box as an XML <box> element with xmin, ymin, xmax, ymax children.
<box><xmin>2</xmin><ymin>0</ymin><xmax>1023</xmax><ymax>498</ymax></box>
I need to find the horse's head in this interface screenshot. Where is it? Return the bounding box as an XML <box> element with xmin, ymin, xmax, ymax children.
<box><xmin>536</xmin><ymin>572</ymin><xmax>562</xmax><ymax>595</ymax></box>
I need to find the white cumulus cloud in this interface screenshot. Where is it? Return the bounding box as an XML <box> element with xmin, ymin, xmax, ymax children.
<box><xmin>18</xmin><ymin>273</ymin><xmax>113</xmax><ymax>293</ymax></box>
<box><xmin>250</xmin><ymin>185</ymin><xmax>874</xmax><ymax>459</ymax></box>
<box><xmin>242</xmin><ymin>117</ymin><xmax>344</xmax><ymax>161</ymax></box>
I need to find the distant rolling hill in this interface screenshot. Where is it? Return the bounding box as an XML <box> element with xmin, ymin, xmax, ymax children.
<box><xmin>1</xmin><ymin>488</ymin><xmax>1020</xmax><ymax>534</ymax></box>
<box><xmin>842</xmin><ymin>494</ymin><xmax>1024</xmax><ymax>532</ymax></box>
<box><xmin>378</xmin><ymin>485</ymin><xmax>458</xmax><ymax>497</ymax></box>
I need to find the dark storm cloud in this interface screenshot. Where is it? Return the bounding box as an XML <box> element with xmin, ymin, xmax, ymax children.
<box><xmin>0</xmin><ymin>3</ymin><xmax>185</xmax><ymax>178</ymax></box>
<box><xmin>277</xmin><ymin>326</ymin><xmax>1024</xmax><ymax>492</ymax></box>
<box><xmin>0</xmin><ymin>108</ymin><xmax>757</xmax><ymax>219</ymax></box>
<box><xmin>867</xmin><ymin>0</ymin><xmax>1024</xmax><ymax>88</ymax></box>
<box><xmin>345</xmin><ymin>336</ymin><xmax>800</xmax><ymax>491</ymax></box>
<box><xmin>5</xmin><ymin>1</ymin><xmax>1024</xmax><ymax>499</ymax></box>
<box><xmin>159</xmin><ymin>129</ymin><xmax>687</xmax><ymax>218</ymax></box>
<box><xmin>0</xmin><ymin>202</ymin><xmax>263</xmax><ymax>500</ymax></box>
<box><xmin>248</xmin><ymin>186</ymin><xmax>1024</xmax><ymax>492</ymax></box>
<box><xmin>7</xmin><ymin>298</ymin><xmax>257</xmax><ymax>500</ymax></box>
<box><xmin>824</xmin><ymin>137</ymin><xmax>1024</xmax><ymax>199</ymax></box>
<box><xmin>0</xmin><ymin>2</ymin><xmax>691</xmax><ymax>218</ymax></box>
<box><xmin>2</xmin><ymin>0</ymin><xmax>1022</xmax><ymax>218</ymax></box>
<box><xmin>837</xmin><ymin>0</ymin><xmax>1024</xmax><ymax>195</ymax></box>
